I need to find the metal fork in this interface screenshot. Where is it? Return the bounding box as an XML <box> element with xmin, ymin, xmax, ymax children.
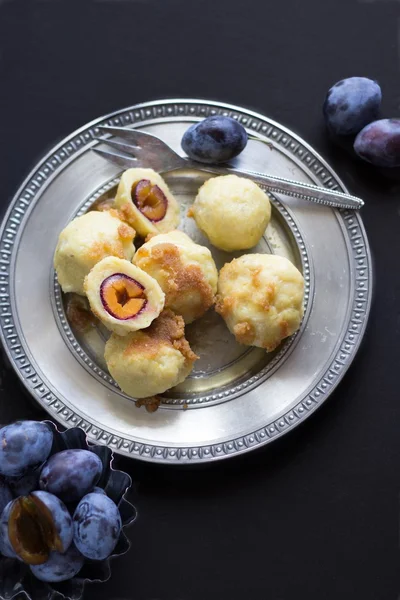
<box><xmin>92</xmin><ymin>126</ymin><xmax>364</xmax><ymax>211</ymax></box>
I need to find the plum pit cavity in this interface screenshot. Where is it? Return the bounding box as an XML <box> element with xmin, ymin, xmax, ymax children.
<box><xmin>100</xmin><ymin>273</ymin><xmax>147</xmax><ymax>320</ymax></box>
<box><xmin>131</xmin><ymin>179</ymin><xmax>168</xmax><ymax>222</ymax></box>
<box><xmin>8</xmin><ymin>496</ymin><xmax>63</xmax><ymax>565</ymax></box>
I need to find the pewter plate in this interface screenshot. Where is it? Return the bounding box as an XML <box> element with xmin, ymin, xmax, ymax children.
<box><xmin>0</xmin><ymin>99</ymin><xmax>372</xmax><ymax>464</ymax></box>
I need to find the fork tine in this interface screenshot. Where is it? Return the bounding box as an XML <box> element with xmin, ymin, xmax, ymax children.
<box><xmin>95</xmin><ymin>137</ymin><xmax>139</xmax><ymax>157</ymax></box>
<box><xmin>99</xmin><ymin>125</ymin><xmax>158</xmax><ymax>145</ymax></box>
<box><xmin>92</xmin><ymin>148</ymin><xmax>137</xmax><ymax>170</ymax></box>
<box><xmin>99</xmin><ymin>125</ymin><xmax>136</xmax><ymax>137</ymax></box>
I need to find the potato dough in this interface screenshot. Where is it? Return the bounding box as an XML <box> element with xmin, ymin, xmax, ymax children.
<box><xmin>216</xmin><ymin>254</ymin><xmax>304</xmax><ymax>351</ymax></box>
<box><xmin>114</xmin><ymin>168</ymin><xmax>180</xmax><ymax>237</ymax></box>
<box><xmin>188</xmin><ymin>174</ymin><xmax>271</xmax><ymax>251</ymax></box>
<box><xmin>104</xmin><ymin>309</ymin><xmax>198</xmax><ymax>398</ymax></box>
<box><xmin>84</xmin><ymin>257</ymin><xmax>165</xmax><ymax>336</ymax></box>
<box><xmin>133</xmin><ymin>230</ymin><xmax>218</xmax><ymax>323</ymax></box>
<box><xmin>54</xmin><ymin>211</ymin><xmax>135</xmax><ymax>295</ymax></box>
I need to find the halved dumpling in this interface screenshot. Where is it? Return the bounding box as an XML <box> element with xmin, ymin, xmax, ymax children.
<box><xmin>114</xmin><ymin>168</ymin><xmax>180</xmax><ymax>237</ymax></box>
<box><xmin>84</xmin><ymin>256</ymin><xmax>165</xmax><ymax>336</ymax></box>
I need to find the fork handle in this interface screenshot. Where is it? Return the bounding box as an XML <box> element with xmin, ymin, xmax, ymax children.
<box><xmin>191</xmin><ymin>164</ymin><xmax>363</xmax><ymax>210</ymax></box>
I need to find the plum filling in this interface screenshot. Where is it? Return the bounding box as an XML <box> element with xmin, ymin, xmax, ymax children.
<box><xmin>131</xmin><ymin>179</ymin><xmax>168</xmax><ymax>222</ymax></box>
<box><xmin>100</xmin><ymin>273</ymin><xmax>147</xmax><ymax>320</ymax></box>
<box><xmin>8</xmin><ymin>496</ymin><xmax>63</xmax><ymax>565</ymax></box>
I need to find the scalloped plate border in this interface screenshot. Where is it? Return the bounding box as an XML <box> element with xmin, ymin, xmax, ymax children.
<box><xmin>0</xmin><ymin>99</ymin><xmax>372</xmax><ymax>463</ymax></box>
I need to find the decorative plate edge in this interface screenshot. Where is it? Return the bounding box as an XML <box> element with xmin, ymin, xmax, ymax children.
<box><xmin>0</xmin><ymin>99</ymin><xmax>372</xmax><ymax>463</ymax></box>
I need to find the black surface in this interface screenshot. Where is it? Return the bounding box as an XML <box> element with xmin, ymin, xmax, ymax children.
<box><xmin>0</xmin><ymin>1</ymin><xmax>399</xmax><ymax>599</ymax></box>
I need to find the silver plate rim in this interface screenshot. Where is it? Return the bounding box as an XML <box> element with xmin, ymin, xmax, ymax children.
<box><xmin>0</xmin><ymin>98</ymin><xmax>372</xmax><ymax>464</ymax></box>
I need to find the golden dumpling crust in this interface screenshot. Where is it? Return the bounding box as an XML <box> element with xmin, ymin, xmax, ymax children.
<box><xmin>114</xmin><ymin>168</ymin><xmax>180</xmax><ymax>237</ymax></box>
<box><xmin>84</xmin><ymin>256</ymin><xmax>165</xmax><ymax>336</ymax></box>
<box><xmin>133</xmin><ymin>230</ymin><xmax>218</xmax><ymax>324</ymax></box>
<box><xmin>54</xmin><ymin>211</ymin><xmax>135</xmax><ymax>296</ymax></box>
<box><xmin>216</xmin><ymin>254</ymin><xmax>304</xmax><ymax>352</ymax></box>
<box><xmin>188</xmin><ymin>174</ymin><xmax>271</xmax><ymax>251</ymax></box>
<box><xmin>104</xmin><ymin>309</ymin><xmax>199</xmax><ymax>398</ymax></box>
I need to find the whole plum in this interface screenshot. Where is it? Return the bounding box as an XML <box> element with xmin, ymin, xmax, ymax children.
<box><xmin>39</xmin><ymin>449</ymin><xmax>103</xmax><ymax>503</ymax></box>
<box><xmin>181</xmin><ymin>115</ymin><xmax>248</xmax><ymax>164</ymax></box>
<box><xmin>30</xmin><ymin>543</ymin><xmax>84</xmax><ymax>582</ymax></box>
<box><xmin>354</xmin><ymin>119</ymin><xmax>400</xmax><ymax>167</ymax></box>
<box><xmin>73</xmin><ymin>492</ymin><xmax>121</xmax><ymax>560</ymax></box>
<box><xmin>323</xmin><ymin>77</ymin><xmax>381</xmax><ymax>136</ymax></box>
<box><xmin>0</xmin><ymin>421</ymin><xmax>53</xmax><ymax>478</ymax></box>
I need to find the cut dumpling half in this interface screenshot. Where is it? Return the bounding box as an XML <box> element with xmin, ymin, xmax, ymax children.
<box><xmin>114</xmin><ymin>168</ymin><xmax>180</xmax><ymax>237</ymax></box>
<box><xmin>84</xmin><ymin>256</ymin><xmax>165</xmax><ymax>336</ymax></box>
<box><xmin>133</xmin><ymin>230</ymin><xmax>218</xmax><ymax>324</ymax></box>
<box><xmin>104</xmin><ymin>309</ymin><xmax>198</xmax><ymax>398</ymax></box>
<box><xmin>54</xmin><ymin>211</ymin><xmax>135</xmax><ymax>296</ymax></box>
<box><xmin>216</xmin><ymin>254</ymin><xmax>304</xmax><ymax>352</ymax></box>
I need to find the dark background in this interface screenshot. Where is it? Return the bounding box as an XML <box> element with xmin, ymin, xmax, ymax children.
<box><xmin>0</xmin><ymin>0</ymin><xmax>399</xmax><ymax>598</ymax></box>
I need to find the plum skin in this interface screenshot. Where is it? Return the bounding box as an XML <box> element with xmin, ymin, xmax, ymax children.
<box><xmin>0</xmin><ymin>480</ymin><xmax>14</xmax><ymax>557</ymax></box>
<box><xmin>30</xmin><ymin>544</ymin><xmax>85</xmax><ymax>583</ymax></box>
<box><xmin>7</xmin><ymin>468</ymin><xmax>41</xmax><ymax>497</ymax></box>
<box><xmin>354</xmin><ymin>118</ymin><xmax>400</xmax><ymax>167</ymax></box>
<box><xmin>39</xmin><ymin>449</ymin><xmax>103</xmax><ymax>503</ymax></box>
<box><xmin>30</xmin><ymin>491</ymin><xmax>74</xmax><ymax>553</ymax></box>
<box><xmin>0</xmin><ymin>421</ymin><xmax>53</xmax><ymax>478</ymax></box>
<box><xmin>73</xmin><ymin>492</ymin><xmax>122</xmax><ymax>560</ymax></box>
<box><xmin>0</xmin><ymin>478</ymin><xmax>12</xmax><ymax>515</ymax></box>
<box><xmin>0</xmin><ymin>500</ymin><xmax>18</xmax><ymax>558</ymax></box>
<box><xmin>182</xmin><ymin>115</ymin><xmax>248</xmax><ymax>164</ymax></box>
<box><xmin>323</xmin><ymin>77</ymin><xmax>382</xmax><ymax>136</ymax></box>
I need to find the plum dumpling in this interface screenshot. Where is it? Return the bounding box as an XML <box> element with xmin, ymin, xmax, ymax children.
<box><xmin>188</xmin><ymin>174</ymin><xmax>271</xmax><ymax>251</ymax></box>
<box><xmin>216</xmin><ymin>254</ymin><xmax>304</xmax><ymax>352</ymax></box>
<box><xmin>114</xmin><ymin>168</ymin><xmax>180</xmax><ymax>237</ymax></box>
<box><xmin>84</xmin><ymin>256</ymin><xmax>165</xmax><ymax>336</ymax></box>
<box><xmin>133</xmin><ymin>230</ymin><xmax>218</xmax><ymax>324</ymax></box>
<box><xmin>54</xmin><ymin>211</ymin><xmax>135</xmax><ymax>295</ymax></box>
<box><xmin>104</xmin><ymin>309</ymin><xmax>198</xmax><ymax>398</ymax></box>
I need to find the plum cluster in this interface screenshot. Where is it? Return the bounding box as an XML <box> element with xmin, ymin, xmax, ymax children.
<box><xmin>0</xmin><ymin>421</ymin><xmax>123</xmax><ymax>583</ymax></box>
<box><xmin>323</xmin><ymin>77</ymin><xmax>400</xmax><ymax>168</ymax></box>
